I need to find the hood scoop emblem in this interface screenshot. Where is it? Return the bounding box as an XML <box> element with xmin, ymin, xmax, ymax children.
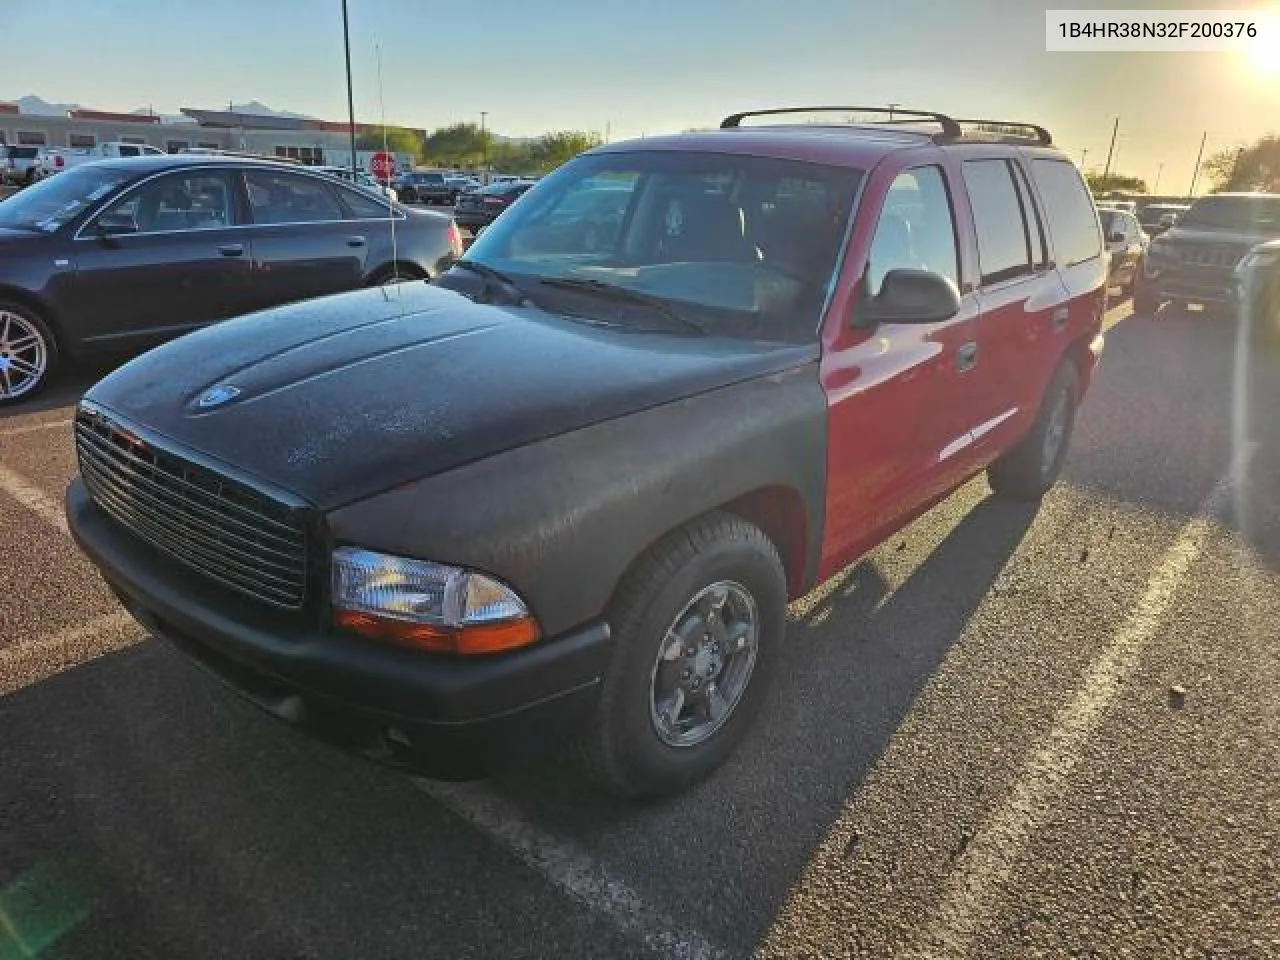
<box><xmin>197</xmin><ymin>384</ymin><xmax>242</xmax><ymax>409</ymax></box>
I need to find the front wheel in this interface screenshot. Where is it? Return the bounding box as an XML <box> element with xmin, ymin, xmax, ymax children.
<box><xmin>0</xmin><ymin>302</ymin><xmax>58</xmax><ymax>405</ymax></box>
<box><xmin>988</xmin><ymin>361</ymin><xmax>1078</xmax><ymax>501</ymax></box>
<box><xmin>585</xmin><ymin>512</ymin><xmax>787</xmax><ymax>799</ymax></box>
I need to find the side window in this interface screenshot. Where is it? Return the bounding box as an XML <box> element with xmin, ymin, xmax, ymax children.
<box><xmin>962</xmin><ymin>159</ymin><xmax>1033</xmax><ymax>285</ymax></box>
<box><xmin>244</xmin><ymin>170</ymin><xmax>344</xmax><ymax>224</ymax></box>
<box><xmin>93</xmin><ymin>171</ymin><xmax>236</xmax><ymax>233</ymax></box>
<box><xmin>1029</xmin><ymin>158</ymin><xmax>1103</xmax><ymax>267</ymax></box>
<box><xmin>866</xmin><ymin>166</ymin><xmax>958</xmax><ymax>296</ymax></box>
<box><xmin>339</xmin><ymin>184</ymin><xmax>394</xmax><ymax>218</ymax></box>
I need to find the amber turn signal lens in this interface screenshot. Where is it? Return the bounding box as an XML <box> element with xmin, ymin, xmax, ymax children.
<box><xmin>336</xmin><ymin>609</ymin><xmax>539</xmax><ymax>655</ymax></box>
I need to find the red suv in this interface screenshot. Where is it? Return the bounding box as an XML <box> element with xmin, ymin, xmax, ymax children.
<box><xmin>68</xmin><ymin>106</ymin><xmax>1108</xmax><ymax>799</ymax></box>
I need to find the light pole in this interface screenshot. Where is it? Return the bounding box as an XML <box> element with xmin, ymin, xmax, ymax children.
<box><xmin>341</xmin><ymin>0</ymin><xmax>358</xmax><ymax>173</ymax></box>
<box><xmin>1102</xmin><ymin>117</ymin><xmax>1120</xmax><ymax>186</ymax></box>
<box><xmin>1080</xmin><ymin>147</ymin><xmax>1088</xmax><ymax>167</ymax></box>
<box><xmin>1188</xmin><ymin>131</ymin><xmax>1208</xmax><ymax>197</ymax></box>
<box><xmin>888</xmin><ymin>102</ymin><xmax>900</xmax><ymax>121</ymax></box>
<box><xmin>480</xmin><ymin>111</ymin><xmax>488</xmax><ymax>177</ymax></box>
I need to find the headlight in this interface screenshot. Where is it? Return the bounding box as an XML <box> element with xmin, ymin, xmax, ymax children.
<box><xmin>1235</xmin><ymin>248</ymin><xmax>1280</xmax><ymax>278</ymax></box>
<box><xmin>331</xmin><ymin>547</ymin><xmax>539</xmax><ymax>655</ymax></box>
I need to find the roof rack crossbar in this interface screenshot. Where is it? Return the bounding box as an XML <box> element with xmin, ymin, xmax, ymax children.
<box><xmin>950</xmin><ymin>119</ymin><xmax>1053</xmax><ymax>146</ymax></box>
<box><xmin>720</xmin><ymin>106</ymin><xmax>962</xmax><ymax>141</ymax></box>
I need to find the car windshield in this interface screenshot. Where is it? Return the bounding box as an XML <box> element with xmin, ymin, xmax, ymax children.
<box><xmin>1178</xmin><ymin>195</ymin><xmax>1280</xmax><ymax>230</ymax></box>
<box><xmin>463</xmin><ymin>150</ymin><xmax>863</xmax><ymax>342</ymax></box>
<box><xmin>0</xmin><ymin>165</ymin><xmax>133</xmax><ymax>232</ymax></box>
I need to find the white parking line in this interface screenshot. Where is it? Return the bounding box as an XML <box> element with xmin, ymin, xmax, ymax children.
<box><xmin>0</xmin><ymin>463</ymin><xmax>68</xmax><ymax>534</ymax></box>
<box><xmin>0</xmin><ymin>611</ymin><xmax>139</xmax><ymax>696</ymax></box>
<box><xmin>416</xmin><ymin>780</ymin><xmax>732</xmax><ymax>960</ymax></box>
<box><xmin>898</xmin><ymin>445</ymin><xmax>1255</xmax><ymax>959</ymax></box>
<box><xmin>0</xmin><ymin>417</ymin><xmax>72</xmax><ymax>439</ymax></box>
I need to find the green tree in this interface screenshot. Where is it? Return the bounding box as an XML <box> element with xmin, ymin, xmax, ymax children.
<box><xmin>1085</xmin><ymin>172</ymin><xmax>1148</xmax><ymax>195</ymax></box>
<box><xmin>355</xmin><ymin>126</ymin><xmax>425</xmax><ymax>159</ymax></box>
<box><xmin>524</xmin><ymin>130</ymin><xmax>603</xmax><ymax>174</ymax></box>
<box><xmin>424</xmin><ymin>122</ymin><xmax>493</xmax><ymax>167</ymax></box>
<box><xmin>1205</xmin><ymin>136</ymin><xmax>1280</xmax><ymax>192</ymax></box>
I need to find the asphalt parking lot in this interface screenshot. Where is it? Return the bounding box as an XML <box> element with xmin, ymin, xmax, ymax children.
<box><xmin>1</xmin><ymin>300</ymin><xmax>1277</xmax><ymax>959</ymax></box>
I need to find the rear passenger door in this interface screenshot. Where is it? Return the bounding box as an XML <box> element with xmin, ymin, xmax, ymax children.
<box><xmin>241</xmin><ymin>168</ymin><xmax>369</xmax><ymax>312</ymax></box>
<box><xmin>960</xmin><ymin>154</ymin><xmax>1071</xmax><ymax>458</ymax></box>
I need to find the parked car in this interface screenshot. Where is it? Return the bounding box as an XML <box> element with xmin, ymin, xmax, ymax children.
<box><xmin>38</xmin><ymin>141</ymin><xmax>166</xmax><ymax>177</ymax></box>
<box><xmin>1098</xmin><ymin>207</ymin><xmax>1147</xmax><ymax>295</ymax></box>
<box><xmin>1137</xmin><ymin>202</ymin><xmax>1190</xmax><ymax>238</ymax></box>
<box><xmin>66</xmin><ymin>107</ymin><xmax>1106</xmax><ymax>798</ymax></box>
<box><xmin>394</xmin><ymin>171</ymin><xmax>455</xmax><ymax>205</ymax></box>
<box><xmin>1</xmin><ymin>145</ymin><xmax>43</xmax><ymax>185</ymax></box>
<box><xmin>0</xmin><ymin>154</ymin><xmax>462</xmax><ymax>402</ymax></box>
<box><xmin>1136</xmin><ymin>192</ymin><xmax>1280</xmax><ymax>314</ymax></box>
<box><xmin>452</xmin><ymin>179</ymin><xmax>536</xmax><ymax>232</ymax></box>
<box><xmin>315</xmin><ymin>165</ymin><xmax>399</xmax><ymax>203</ymax></box>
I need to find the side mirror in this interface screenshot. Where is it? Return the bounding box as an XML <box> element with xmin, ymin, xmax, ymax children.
<box><xmin>853</xmin><ymin>268</ymin><xmax>961</xmax><ymax>327</ymax></box>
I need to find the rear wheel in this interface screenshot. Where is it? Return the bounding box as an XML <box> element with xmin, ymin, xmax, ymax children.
<box><xmin>0</xmin><ymin>302</ymin><xmax>58</xmax><ymax>405</ymax></box>
<box><xmin>585</xmin><ymin>512</ymin><xmax>786</xmax><ymax>799</ymax></box>
<box><xmin>988</xmin><ymin>361</ymin><xmax>1078</xmax><ymax>501</ymax></box>
<box><xmin>368</xmin><ymin>264</ymin><xmax>426</xmax><ymax>286</ymax></box>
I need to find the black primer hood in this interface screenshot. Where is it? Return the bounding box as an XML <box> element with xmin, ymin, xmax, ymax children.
<box><xmin>84</xmin><ymin>282</ymin><xmax>816</xmax><ymax>509</ymax></box>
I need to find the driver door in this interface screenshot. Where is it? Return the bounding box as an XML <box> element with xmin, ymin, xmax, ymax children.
<box><xmin>69</xmin><ymin>168</ymin><xmax>254</xmax><ymax>351</ymax></box>
<box><xmin>819</xmin><ymin>163</ymin><xmax>984</xmax><ymax>575</ymax></box>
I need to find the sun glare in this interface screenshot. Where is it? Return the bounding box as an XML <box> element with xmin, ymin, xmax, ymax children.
<box><xmin>1244</xmin><ymin>13</ymin><xmax>1280</xmax><ymax>75</ymax></box>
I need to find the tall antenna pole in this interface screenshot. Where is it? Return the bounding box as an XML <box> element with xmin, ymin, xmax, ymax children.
<box><xmin>1101</xmin><ymin>117</ymin><xmax>1119</xmax><ymax>184</ymax></box>
<box><xmin>1188</xmin><ymin>130</ymin><xmax>1208</xmax><ymax>197</ymax></box>
<box><xmin>1154</xmin><ymin>162</ymin><xmax>1164</xmax><ymax>194</ymax></box>
<box><xmin>342</xmin><ymin>0</ymin><xmax>358</xmax><ymax>173</ymax></box>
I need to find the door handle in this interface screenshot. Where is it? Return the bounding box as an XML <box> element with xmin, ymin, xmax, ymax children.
<box><xmin>956</xmin><ymin>340</ymin><xmax>978</xmax><ymax>372</ymax></box>
<box><xmin>217</xmin><ymin>243</ymin><xmax>245</xmax><ymax>257</ymax></box>
<box><xmin>346</xmin><ymin>235</ymin><xmax>367</xmax><ymax>248</ymax></box>
<box><xmin>1051</xmin><ymin>307</ymin><xmax>1070</xmax><ymax>331</ymax></box>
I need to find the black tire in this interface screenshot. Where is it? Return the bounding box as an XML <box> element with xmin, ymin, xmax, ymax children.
<box><xmin>988</xmin><ymin>361</ymin><xmax>1079</xmax><ymax>501</ymax></box>
<box><xmin>586</xmin><ymin>512</ymin><xmax>787</xmax><ymax>799</ymax></box>
<box><xmin>367</xmin><ymin>263</ymin><xmax>426</xmax><ymax>286</ymax></box>
<box><xmin>0</xmin><ymin>300</ymin><xmax>59</xmax><ymax>405</ymax></box>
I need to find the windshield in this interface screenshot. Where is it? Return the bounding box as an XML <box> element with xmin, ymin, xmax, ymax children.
<box><xmin>462</xmin><ymin>150</ymin><xmax>863</xmax><ymax>341</ymax></box>
<box><xmin>0</xmin><ymin>166</ymin><xmax>133</xmax><ymax>232</ymax></box>
<box><xmin>1179</xmin><ymin>195</ymin><xmax>1280</xmax><ymax>231</ymax></box>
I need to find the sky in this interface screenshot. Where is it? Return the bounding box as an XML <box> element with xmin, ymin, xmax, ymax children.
<box><xmin>2</xmin><ymin>0</ymin><xmax>1279</xmax><ymax>193</ymax></box>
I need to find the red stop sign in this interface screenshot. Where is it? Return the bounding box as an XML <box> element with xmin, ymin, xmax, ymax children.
<box><xmin>371</xmin><ymin>151</ymin><xmax>395</xmax><ymax>180</ymax></box>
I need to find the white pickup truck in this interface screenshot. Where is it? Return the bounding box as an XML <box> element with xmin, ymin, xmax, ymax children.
<box><xmin>38</xmin><ymin>141</ymin><xmax>166</xmax><ymax>177</ymax></box>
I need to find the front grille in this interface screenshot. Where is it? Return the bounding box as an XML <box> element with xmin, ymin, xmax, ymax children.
<box><xmin>1177</xmin><ymin>245</ymin><xmax>1242</xmax><ymax>269</ymax></box>
<box><xmin>75</xmin><ymin>409</ymin><xmax>309</xmax><ymax>610</ymax></box>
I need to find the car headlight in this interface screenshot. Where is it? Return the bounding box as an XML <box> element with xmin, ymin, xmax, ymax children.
<box><xmin>1235</xmin><ymin>248</ymin><xmax>1280</xmax><ymax>278</ymax></box>
<box><xmin>331</xmin><ymin>547</ymin><xmax>539</xmax><ymax>655</ymax></box>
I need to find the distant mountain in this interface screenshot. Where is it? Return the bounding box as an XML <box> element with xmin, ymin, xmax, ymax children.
<box><xmin>8</xmin><ymin>95</ymin><xmax>81</xmax><ymax>115</ymax></box>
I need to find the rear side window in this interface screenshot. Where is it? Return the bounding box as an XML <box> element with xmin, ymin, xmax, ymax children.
<box><xmin>245</xmin><ymin>170</ymin><xmax>345</xmax><ymax>224</ymax></box>
<box><xmin>963</xmin><ymin>159</ymin><xmax>1033</xmax><ymax>285</ymax></box>
<box><xmin>1029</xmin><ymin>158</ymin><xmax>1102</xmax><ymax>267</ymax></box>
<box><xmin>340</xmin><ymin>184</ymin><xmax>394</xmax><ymax>218</ymax></box>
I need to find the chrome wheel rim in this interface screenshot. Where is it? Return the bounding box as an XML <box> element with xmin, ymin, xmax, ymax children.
<box><xmin>648</xmin><ymin>581</ymin><xmax>759</xmax><ymax>748</ymax></box>
<box><xmin>1041</xmin><ymin>387</ymin><xmax>1070</xmax><ymax>476</ymax></box>
<box><xmin>0</xmin><ymin>310</ymin><xmax>48</xmax><ymax>400</ymax></box>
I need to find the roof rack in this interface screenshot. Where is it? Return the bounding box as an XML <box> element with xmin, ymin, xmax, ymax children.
<box><xmin>717</xmin><ymin>106</ymin><xmax>1053</xmax><ymax>146</ymax></box>
<box><xmin>951</xmin><ymin>119</ymin><xmax>1053</xmax><ymax>146</ymax></box>
<box><xmin>720</xmin><ymin>106</ymin><xmax>961</xmax><ymax>141</ymax></box>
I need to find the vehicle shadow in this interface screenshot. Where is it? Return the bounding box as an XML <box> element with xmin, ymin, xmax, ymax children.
<box><xmin>0</xmin><ymin>358</ymin><xmax>116</xmax><ymax>421</ymax></box>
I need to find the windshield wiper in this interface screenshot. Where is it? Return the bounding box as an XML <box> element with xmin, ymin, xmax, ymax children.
<box><xmin>535</xmin><ymin>277</ymin><xmax>706</xmax><ymax>336</ymax></box>
<box><xmin>451</xmin><ymin>259</ymin><xmax>525</xmax><ymax>304</ymax></box>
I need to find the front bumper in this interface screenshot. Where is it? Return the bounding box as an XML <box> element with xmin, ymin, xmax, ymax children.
<box><xmin>1144</xmin><ymin>261</ymin><xmax>1237</xmax><ymax>305</ymax></box>
<box><xmin>66</xmin><ymin>478</ymin><xmax>611</xmax><ymax>779</ymax></box>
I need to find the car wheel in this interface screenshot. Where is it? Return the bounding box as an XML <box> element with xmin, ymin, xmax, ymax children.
<box><xmin>0</xmin><ymin>301</ymin><xmax>58</xmax><ymax>405</ymax></box>
<box><xmin>369</xmin><ymin>264</ymin><xmax>426</xmax><ymax>286</ymax></box>
<box><xmin>988</xmin><ymin>361</ymin><xmax>1079</xmax><ymax>501</ymax></box>
<box><xmin>585</xmin><ymin>511</ymin><xmax>786</xmax><ymax>799</ymax></box>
